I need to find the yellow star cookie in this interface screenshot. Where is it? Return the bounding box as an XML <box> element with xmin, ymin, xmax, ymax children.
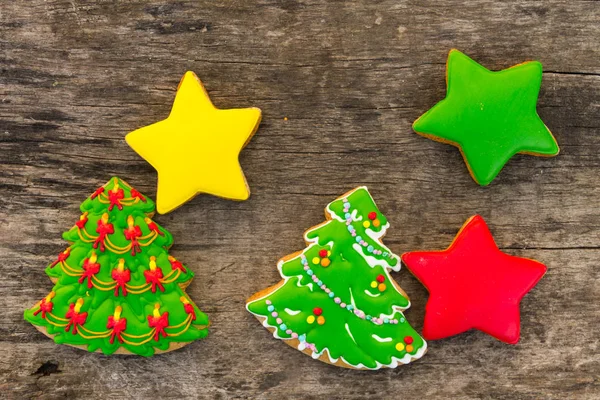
<box><xmin>126</xmin><ymin>71</ymin><xmax>261</xmax><ymax>214</ymax></box>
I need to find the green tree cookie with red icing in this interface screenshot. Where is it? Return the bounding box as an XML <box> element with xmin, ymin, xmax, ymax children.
<box><xmin>247</xmin><ymin>187</ymin><xmax>426</xmax><ymax>369</ymax></box>
<box><xmin>24</xmin><ymin>177</ymin><xmax>209</xmax><ymax>356</ymax></box>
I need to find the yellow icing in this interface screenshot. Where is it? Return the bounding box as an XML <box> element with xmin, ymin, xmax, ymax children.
<box><xmin>126</xmin><ymin>71</ymin><xmax>262</xmax><ymax>214</ymax></box>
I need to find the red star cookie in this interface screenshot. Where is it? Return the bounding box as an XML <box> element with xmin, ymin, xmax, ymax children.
<box><xmin>401</xmin><ymin>215</ymin><xmax>546</xmax><ymax>344</ymax></box>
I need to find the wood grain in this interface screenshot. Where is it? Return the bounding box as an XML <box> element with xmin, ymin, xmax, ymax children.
<box><xmin>1</xmin><ymin>0</ymin><xmax>599</xmax><ymax>399</ymax></box>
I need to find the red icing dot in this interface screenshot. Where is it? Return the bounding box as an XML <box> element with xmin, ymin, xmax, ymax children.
<box><xmin>319</xmin><ymin>249</ymin><xmax>328</xmax><ymax>258</ymax></box>
<box><xmin>313</xmin><ymin>307</ymin><xmax>323</xmax><ymax>316</ymax></box>
<box><xmin>368</xmin><ymin>212</ymin><xmax>377</xmax><ymax>220</ymax></box>
<box><xmin>376</xmin><ymin>274</ymin><xmax>385</xmax><ymax>283</ymax></box>
<box><xmin>404</xmin><ymin>336</ymin><xmax>414</xmax><ymax>344</ymax></box>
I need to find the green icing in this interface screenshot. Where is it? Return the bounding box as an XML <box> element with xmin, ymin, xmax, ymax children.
<box><xmin>24</xmin><ymin>177</ymin><xmax>209</xmax><ymax>357</ymax></box>
<box><xmin>413</xmin><ymin>49</ymin><xmax>559</xmax><ymax>186</ymax></box>
<box><xmin>247</xmin><ymin>187</ymin><xmax>426</xmax><ymax>369</ymax></box>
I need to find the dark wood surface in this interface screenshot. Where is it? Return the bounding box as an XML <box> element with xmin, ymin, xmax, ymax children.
<box><xmin>1</xmin><ymin>1</ymin><xmax>599</xmax><ymax>399</ymax></box>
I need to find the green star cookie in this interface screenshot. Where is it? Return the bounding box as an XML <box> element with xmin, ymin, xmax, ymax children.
<box><xmin>413</xmin><ymin>49</ymin><xmax>559</xmax><ymax>186</ymax></box>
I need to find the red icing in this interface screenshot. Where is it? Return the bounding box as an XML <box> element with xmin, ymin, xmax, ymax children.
<box><xmin>33</xmin><ymin>298</ymin><xmax>53</xmax><ymax>319</ymax></box>
<box><xmin>107</xmin><ymin>316</ymin><xmax>127</xmax><ymax>344</ymax></box>
<box><xmin>169</xmin><ymin>257</ymin><xmax>186</xmax><ymax>273</ymax></box>
<box><xmin>376</xmin><ymin>274</ymin><xmax>385</xmax><ymax>283</ymax></box>
<box><xmin>90</xmin><ymin>187</ymin><xmax>104</xmax><ymax>199</ymax></box>
<box><xmin>65</xmin><ymin>304</ymin><xmax>87</xmax><ymax>335</ymax></box>
<box><xmin>147</xmin><ymin>220</ymin><xmax>164</xmax><ymax>236</ymax></box>
<box><xmin>144</xmin><ymin>268</ymin><xmax>165</xmax><ymax>293</ymax></box>
<box><xmin>183</xmin><ymin>303</ymin><xmax>196</xmax><ymax>321</ymax></box>
<box><xmin>49</xmin><ymin>248</ymin><xmax>71</xmax><ymax>268</ymax></box>
<box><xmin>124</xmin><ymin>223</ymin><xmax>142</xmax><ymax>255</ymax></box>
<box><xmin>79</xmin><ymin>257</ymin><xmax>100</xmax><ymax>289</ymax></box>
<box><xmin>107</xmin><ymin>188</ymin><xmax>125</xmax><ymax>211</ymax></box>
<box><xmin>318</xmin><ymin>249</ymin><xmax>328</xmax><ymax>258</ymax></box>
<box><xmin>111</xmin><ymin>268</ymin><xmax>131</xmax><ymax>296</ymax></box>
<box><xmin>368</xmin><ymin>211</ymin><xmax>377</xmax><ymax>220</ymax></box>
<box><xmin>130</xmin><ymin>188</ymin><xmax>147</xmax><ymax>202</ymax></box>
<box><xmin>94</xmin><ymin>219</ymin><xmax>114</xmax><ymax>252</ymax></box>
<box><xmin>313</xmin><ymin>307</ymin><xmax>323</xmax><ymax>316</ymax></box>
<box><xmin>75</xmin><ymin>214</ymin><xmax>88</xmax><ymax>229</ymax></box>
<box><xmin>401</xmin><ymin>215</ymin><xmax>547</xmax><ymax>344</ymax></box>
<box><xmin>148</xmin><ymin>312</ymin><xmax>169</xmax><ymax>341</ymax></box>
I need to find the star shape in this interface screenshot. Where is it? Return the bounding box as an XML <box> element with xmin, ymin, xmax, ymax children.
<box><xmin>126</xmin><ymin>71</ymin><xmax>261</xmax><ymax>214</ymax></box>
<box><xmin>413</xmin><ymin>49</ymin><xmax>559</xmax><ymax>186</ymax></box>
<box><xmin>401</xmin><ymin>215</ymin><xmax>547</xmax><ymax>344</ymax></box>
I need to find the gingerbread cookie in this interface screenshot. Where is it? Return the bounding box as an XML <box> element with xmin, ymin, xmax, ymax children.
<box><xmin>24</xmin><ymin>177</ymin><xmax>209</xmax><ymax>356</ymax></box>
<box><xmin>247</xmin><ymin>187</ymin><xmax>426</xmax><ymax>369</ymax></box>
<box><xmin>401</xmin><ymin>215</ymin><xmax>547</xmax><ymax>344</ymax></box>
<box><xmin>126</xmin><ymin>71</ymin><xmax>261</xmax><ymax>214</ymax></box>
<box><xmin>413</xmin><ymin>49</ymin><xmax>559</xmax><ymax>186</ymax></box>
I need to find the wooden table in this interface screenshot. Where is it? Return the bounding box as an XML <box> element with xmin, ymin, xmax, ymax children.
<box><xmin>1</xmin><ymin>1</ymin><xmax>599</xmax><ymax>399</ymax></box>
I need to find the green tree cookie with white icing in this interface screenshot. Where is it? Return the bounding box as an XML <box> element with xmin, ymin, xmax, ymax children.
<box><xmin>24</xmin><ymin>177</ymin><xmax>209</xmax><ymax>356</ymax></box>
<box><xmin>247</xmin><ymin>187</ymin><xmax>426</xmax><ymax>369</ymax></box>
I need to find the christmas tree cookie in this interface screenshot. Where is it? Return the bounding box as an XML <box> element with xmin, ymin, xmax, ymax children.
<box><xmin>24</xmin><ymin>177</ymin><xmax>209</xmax><ymax>356</ymax></box>
<box><xmin>413</xmin><ymin>49</ymin><xmax>559</xmax><ymax>186</ymax></box>
<box><xmin>247</xmin><ymin>187</ymin><xmax>426</xmax><ymax>369</ymax></box>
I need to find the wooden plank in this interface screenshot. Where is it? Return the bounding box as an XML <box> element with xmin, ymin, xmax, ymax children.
<box><xmin>1</xmin><ymin>0</ymin><xmax>599</xmax><ymax>398</ymax></box>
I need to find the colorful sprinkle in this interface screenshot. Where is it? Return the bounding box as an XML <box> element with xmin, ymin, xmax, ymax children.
<box><xmin>373</xmin><ymin>219</ymin><xmax>381</xmax><ymax>227</ymax></box>
<box><xmin>378</xmin><ymin>283</ymin><xmax>386</xmax><ymax>292</ymax></box>
<box><xmin>307</xmin><ymin>315</ymin><xmax>315</xmax><ymax>324</ymax></box>
<box><xmin>317</xmin><ymin>316</ymin><xmax>326</xmax><ymax>325</ymax></box>
<box><xmin>313</xmin><ymin>307</ymin><xmax>323</xmax><ymax>316</ymax></box>
<box><xmin>404</xmin><ymin>336</ymin><xmax>414</xmax><ymax>344</ymax></box>
<box><xmin>267</xmin><ymin>305</ymin><xmax>275</xmax><ymax>312</ymax></box>
<box><xmin>363</xmin><ymin>221</ymin><xmax>371</xmax><ymax>228</ymax></box>
<box><xmin>320</xmin><ymin>258</ymin><xmax>331</xmax><ymax>267</ymax></box>
<box><xmin>368</xmin><ymin>211</ymin><xmax>377</xmax><ymax>220</ymax></box>
<box><xmin>406</xmin><ymin>344</ymin><xmax>414</xmax><ymax>353</ymax></box>
<box><xmin>312</xmin><ymin>257</ymin><xmax>320</xmax><ymax>265</ymax></box>
<box><xmin>370</xmin><ymin>281</ymin><xmax>378</xmax><ymax>288</ymax></box>
<box><xmin>395</xmin><ymin>343</ymin><xmax>405</xmax><ymax>352</ymax></box>
<box><xmin>376</xmin><ymin>274</ymin><xmax>385</xmax><ymax>283</ymax></box>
